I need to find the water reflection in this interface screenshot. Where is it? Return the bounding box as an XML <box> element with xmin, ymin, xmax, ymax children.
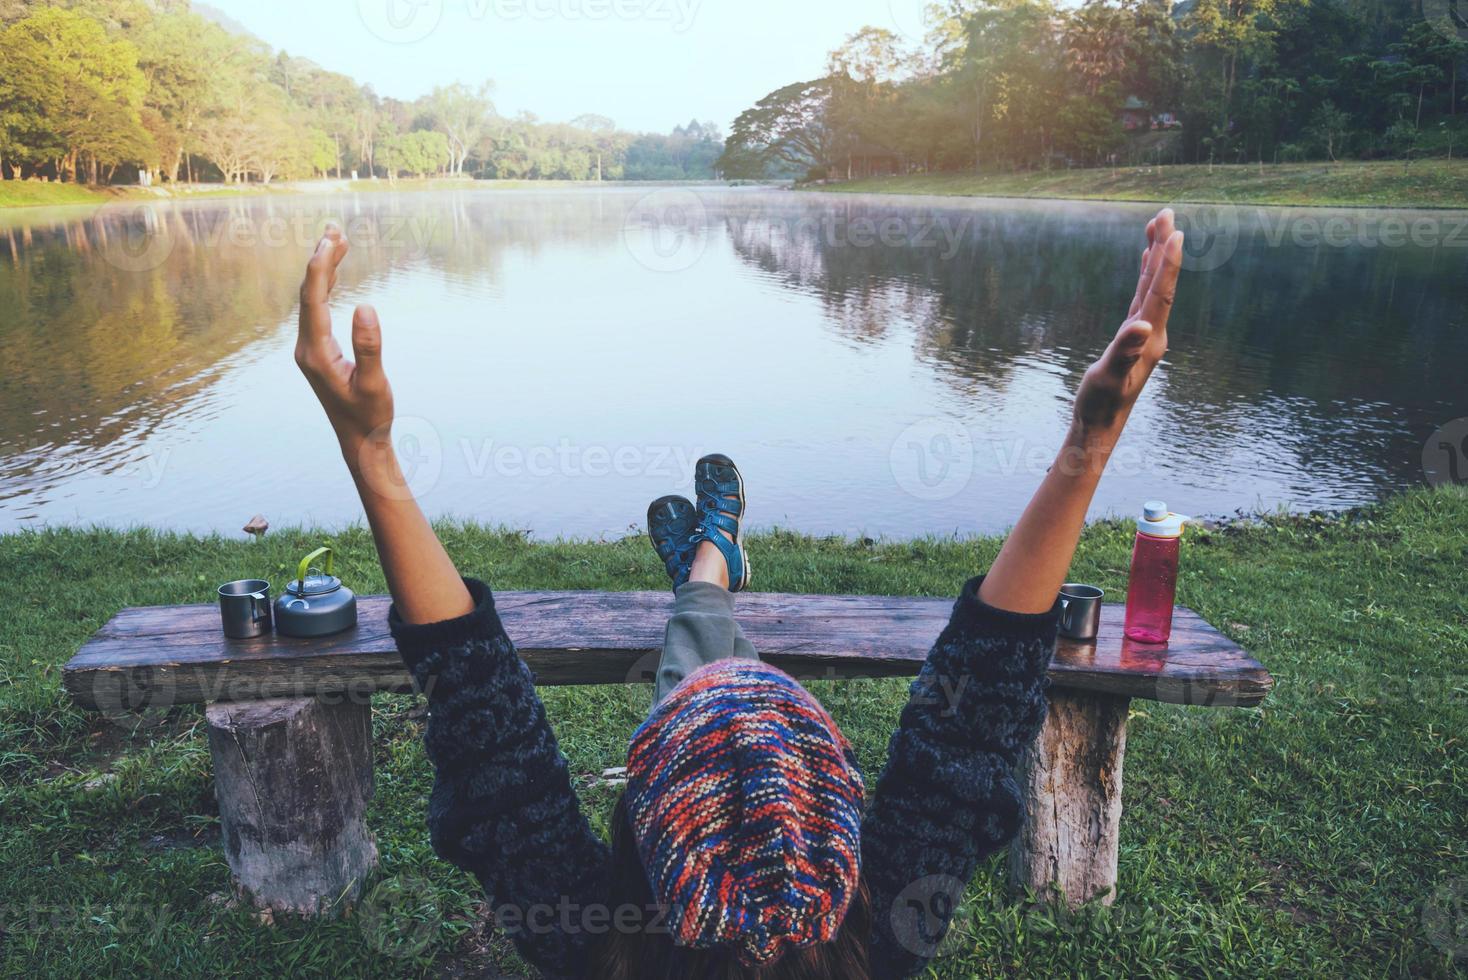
<box><xmin>0</xmin><ymin>188</ymin><xmax>1463</xmax><ymax>537</ymax></box>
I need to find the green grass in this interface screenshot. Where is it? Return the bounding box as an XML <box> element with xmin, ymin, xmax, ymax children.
<box><xmin>0</xmin><ymin>182</ymin><xmax>112</xmax><ymax>209</ymax></box>
<box><xmin>809</xmin><ymin>159</ymin><xmax>1468</xmax><ymax>209</ymax></box>
<box><xmin>2</xmin><ymin>488</ymin><xmax>1466</xmax><ymax>977</ymax></box>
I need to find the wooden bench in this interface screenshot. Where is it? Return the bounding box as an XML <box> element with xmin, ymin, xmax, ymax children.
<box><xmin>63</xmin><ymin>591</ymin><xmax>1271</xmax><ymax>916</ymax></box>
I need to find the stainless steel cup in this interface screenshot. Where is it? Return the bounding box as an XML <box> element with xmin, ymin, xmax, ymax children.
<box><xmin>1058</xmin><ymin>583</ymin><xmax>1104</xmax><ymax>641</ymax></box>
<box><xmin>219</xmin><ymin>579</ymin><xmax>272</xmax><ymax>638</ymax></box>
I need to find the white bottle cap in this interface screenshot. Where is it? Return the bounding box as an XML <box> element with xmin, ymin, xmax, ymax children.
<box><xmin>1137</xmin><ymin>500</ymin><xmax>1189</xmax><ymax>537</ymax></box>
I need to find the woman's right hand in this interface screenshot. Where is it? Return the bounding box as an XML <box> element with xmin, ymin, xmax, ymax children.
<box><xmin>295</xmin><ymin>225</ymin><xmax>395</xmax><ymax>475</ymax></box>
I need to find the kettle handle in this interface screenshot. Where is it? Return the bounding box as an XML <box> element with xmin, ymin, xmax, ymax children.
<box><xmin>297</xmin><ymin>546</ymin><xmax>334</xmax><ymax>585</ymax></box>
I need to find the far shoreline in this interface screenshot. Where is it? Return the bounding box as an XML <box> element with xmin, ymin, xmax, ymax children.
<box><xmin>800</xmin><ymin>160</ymin><xmax>1468</xmax><ymax>211</ymax></box>
<box><xmin>0</xmin><ymin>177</ymin><xmax>761</xmax><ymax>213</ymax></box>
<box><xmin>5</xmin><ymin>160</ymin><xmax>1468</xmax><ymax>214</ymax></box>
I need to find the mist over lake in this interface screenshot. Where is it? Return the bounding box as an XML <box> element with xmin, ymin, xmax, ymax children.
<box><xmin>1</xmin><ymin>186</ymin><xmax>1463</xmax><ymax>538</ymax></box>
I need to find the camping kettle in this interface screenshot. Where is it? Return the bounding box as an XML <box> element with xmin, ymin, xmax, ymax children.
<box><xmin>274</xmin><ymin>546</ymin><xmax>358</xmax><ymax>638</ymax></box>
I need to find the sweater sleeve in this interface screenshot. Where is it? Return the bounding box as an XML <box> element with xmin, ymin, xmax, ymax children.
<box><xmin>389</xmin><ymin>578</ymin><xmax>610</xmax><ymax>980</ymax></box>
<box><xmin>862</xmin><ymin>575</ymin><xmax>1059</xmax><ymax>979</ymax></box>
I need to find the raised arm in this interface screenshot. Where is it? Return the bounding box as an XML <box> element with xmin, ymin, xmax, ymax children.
<box><xmin>864</xmin><ymin>209</ymin><xmax>1184</xmax><ymax>978</ymax></box>
<box><xmin>294</xmin><ymin>225</ymin><xmax>471</xmax><ymax>625</ymax></box>
<box><xmin>978</xmin><ymin>209</ymin><xmax>1183</xmax><ymax>613</ymax></box>
<box><xmin>294</xmin><ymin>227</ymin><xmax>610</xmax><ymax>978</ymax></box>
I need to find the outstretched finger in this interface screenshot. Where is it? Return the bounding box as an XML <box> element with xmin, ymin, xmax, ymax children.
<box><xmin>351</xmin><ymin>304</ymin><xmax>385</xmax><ymax>390</ymax></box>
<box><xmin>1127</xmin><ymin>213</ymin><xmax>1166</xmax><ymax>318</ymax></box>
<box><xmin>1127</xmin><ymin>245</ymin><xmax>1150</xmax><ymax>319</ymax></box>
<box><xmin>1137</xmin><ymin>230</ymin><xmax>1183</xmax><ymax>341</ymax></box>
<box><xmin>299</xmin><ymin>225</ymin><xmax>349</xmax><ymax>342</ymax></box>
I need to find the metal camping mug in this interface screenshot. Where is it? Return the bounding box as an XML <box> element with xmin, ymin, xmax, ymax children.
<box><xmin>218</xmin><ymin>579</ymin><xmax>272</xmax><ymax>638</ymax></box>
<box><xmin>1058</xmin><ymin>583</ymin><xmax>1104</xmax><ymax>641</ymax></box>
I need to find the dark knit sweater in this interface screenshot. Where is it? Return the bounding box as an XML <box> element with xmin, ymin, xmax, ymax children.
<box><xmin>389</xmin><ymin>575</ymin><xmax>1058</xmax><ymax>980</ymax></box>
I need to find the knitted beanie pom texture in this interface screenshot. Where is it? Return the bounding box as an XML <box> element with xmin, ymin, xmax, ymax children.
<box><xmin>624</xmin><ymin>659</ymin><xmax>866</xmax><ymax>966</ymax></box>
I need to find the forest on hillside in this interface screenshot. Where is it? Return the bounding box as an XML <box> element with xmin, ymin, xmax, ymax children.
<box><xmin>719</xmin><ymin>0</ymin><xmax>1468</xmax><ymax>179</ymax></box>
<box><xmin>0</xmin><ymin>0</ymin><xmax>724</xmax><ymax>186</ymax></box>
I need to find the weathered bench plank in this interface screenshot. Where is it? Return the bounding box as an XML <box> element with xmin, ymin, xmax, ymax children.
<box><xmin>63</xmin><ymin>590</ymin><xmax>1271</xmax><ymax>712</ymax></box>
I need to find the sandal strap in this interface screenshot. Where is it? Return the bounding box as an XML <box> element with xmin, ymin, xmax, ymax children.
<box><xmin>697</xmin><ymin>509</ymin><xmax>739</xmax><ymax>538</ymax></box>
<box><xmin>696</xmin><ymin>477</ymin><xmax>744</xmax><ymax>513</ymax></box>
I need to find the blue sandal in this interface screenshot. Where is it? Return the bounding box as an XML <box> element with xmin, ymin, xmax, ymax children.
<box><xmin>692</xmin><ymin>453</ymin><xmax>751</xmax><ymax>592</ymax></box>
<box><xmin>647</xmin><ymin>495</ymin><xmax>699</xmax><ymax>590</ymax></box>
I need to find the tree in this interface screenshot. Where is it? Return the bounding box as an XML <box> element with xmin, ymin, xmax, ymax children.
<box><xmin>1307</xmin><ymin>101</ymin><xmax>1350</xmax><ymax>161</ymax></box>
<box><xmin>718</xmin><ymin>80</ymin><xmax>838</xmax><ymax>178</ymax></box>
<box><xmin>427</xmin><ymin>82</ymin><xmax>495</xmax><ymax>176</ymax></box>
<box><xmin>0</xmin><ymin>7</ymin><xmax>151</xmax><ymax>182</ymax></box>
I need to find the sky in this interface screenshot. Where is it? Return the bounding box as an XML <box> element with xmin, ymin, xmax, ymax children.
<box><xmin>202</xmin><ymin>0</ymin><xmax>939</xmax><ymax>135</ymax></box>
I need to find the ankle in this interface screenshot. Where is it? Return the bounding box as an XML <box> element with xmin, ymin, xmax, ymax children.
<box><xmin>687</xmin><ymin>540</ymin><xmax>730</xmax><ymax>589</ymax></box>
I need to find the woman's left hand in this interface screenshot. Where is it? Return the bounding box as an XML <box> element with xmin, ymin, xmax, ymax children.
<box><xmin>295</xmin><ymin>225</ymin><xmax>395</xmax><ymax>473</ymax></box>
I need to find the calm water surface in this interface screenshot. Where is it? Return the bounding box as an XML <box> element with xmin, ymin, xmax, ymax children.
<box><xmin>1</xmin><ymin>187</ymin><xmax>1464</xmax><ymax>538</ymax></box>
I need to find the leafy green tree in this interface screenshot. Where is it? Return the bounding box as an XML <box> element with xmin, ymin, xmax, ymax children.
<box><xmin>718</xmin><ymin>80</ymin><xmax>838</xmax><ymax>178</ymax></box>
<box><xmin>0</xmin><ymin>6</ymin><xmax>151</xmax><ymax>182</ymax></box>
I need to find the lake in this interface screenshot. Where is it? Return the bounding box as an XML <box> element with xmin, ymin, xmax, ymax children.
<box><xmin>1</xmin><ymin>186</ymin><xmax>1464</xmax><ymax>540</ymax></box>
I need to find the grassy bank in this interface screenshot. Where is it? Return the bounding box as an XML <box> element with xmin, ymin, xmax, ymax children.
<box><xmin>1</xmin><ymin>488</ymin><xmax>1465</xmax><ymax>977</ymax></box>
<box><xmin>808</xmin><ymin>159</ymin><xmax>1468</xmax><ymax>209</ymax></box>
<box><xmin>0</xmin><ymin>182</ymin><xmax>113</xmax><ymax>209</ymax></box>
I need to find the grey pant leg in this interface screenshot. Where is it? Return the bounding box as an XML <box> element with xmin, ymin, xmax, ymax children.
<box><xmin>652</xmin><ymin>580</ymin><xmax>759</xmax><ymax>706</ymax></box>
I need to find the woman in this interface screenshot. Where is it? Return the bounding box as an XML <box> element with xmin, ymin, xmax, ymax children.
<box><xmin>294</xmin><ymin>208</ymin><xmax>1184</xmax><ymax>979</ymax></box>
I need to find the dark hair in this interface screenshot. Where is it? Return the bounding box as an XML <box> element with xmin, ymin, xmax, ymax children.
<box><xmin>592</xmin><ymin>793</ymin><xmax>872</xmax><ymax>980</ymax></box>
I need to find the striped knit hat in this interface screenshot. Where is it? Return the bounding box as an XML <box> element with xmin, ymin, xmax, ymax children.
<box><xmin>624</xmin><ymin>659</ymin><xmax>865</xmax><ymax>966</ymax></box>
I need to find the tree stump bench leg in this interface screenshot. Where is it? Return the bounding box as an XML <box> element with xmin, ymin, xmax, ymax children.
<box><xmin>205</xmin><ymin>695</ymin><xmax>378</xmax><ymax>916</ymax></box>
<box><xmin>1008</xmin><ymin>689</ymin><xmax>1129</xmax><ymax>909</ymax></box>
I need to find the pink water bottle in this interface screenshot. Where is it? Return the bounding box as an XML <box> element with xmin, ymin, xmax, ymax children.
<box><xmin>1124</xmin><ymin>500</ymin><xmax>1187</xmax><ymax>644</ymax></box>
